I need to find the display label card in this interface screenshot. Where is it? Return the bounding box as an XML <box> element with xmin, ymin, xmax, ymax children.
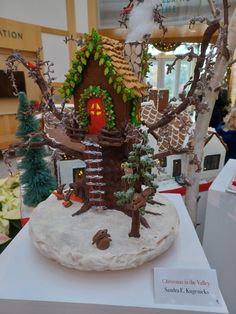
<box><xmin>154</xmin><ymin>267</ymin><xmax>220</xmax><ymax>307</ymax></box>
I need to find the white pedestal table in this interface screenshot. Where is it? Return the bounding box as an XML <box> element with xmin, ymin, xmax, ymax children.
<box><xmin>0</xmin><ymin>194</ymin><xmax>228</xmax><ymax>314</ymax></box>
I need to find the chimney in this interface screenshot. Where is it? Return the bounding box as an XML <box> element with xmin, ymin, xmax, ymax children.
<box><xmin>149</xmin><ymin>88</ymin><xmax>169</xmax><ymax>112</ymax></box>
<box><xmin>149</xmin><ymin>88</ymin><xmax>158</xmax><ymax>108</ymax></box>
<box><xmin>158</xmin><ymin>89</ymin><xmax>169</xmax><ymax>112</ymax></box>
<box><xmin>123</xmin><ymin>41</ymin><xmax>145</xmax><ymax>82</ymax></box>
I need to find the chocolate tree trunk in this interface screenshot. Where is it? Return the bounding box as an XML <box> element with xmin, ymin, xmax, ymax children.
<box><xmin>102</xmin><ymin>145</ymin><xmax>127</xmax><ymax>209</ymax></box>
<box><xmin>129</xmin><ymin>183</ymin><xmax>142</xmax><ymax>238</ymax></box>
<box><xmin>73</xmin><ymin>143</ymin><xmax>127</xmax><ymax>215</ymax></box>
<box><xmin>129</xmin><ymin>211</ymin><xmax>141</xmax><ymax>238</ymax></box>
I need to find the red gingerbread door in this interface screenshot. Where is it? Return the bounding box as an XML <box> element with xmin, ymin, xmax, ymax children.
<box><xmin>87</xmin><ymin>97</ymin><xmax>106</xmax><ymax>134</ymax></box>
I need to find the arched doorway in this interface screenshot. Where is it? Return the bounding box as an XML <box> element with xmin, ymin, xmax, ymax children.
<box><xmin>87</xmin><ymin>97</ymin><xmax>106</xmax><ymax>134</ymax></box>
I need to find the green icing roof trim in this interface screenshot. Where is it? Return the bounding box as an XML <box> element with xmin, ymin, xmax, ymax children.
<box><xmin>59</xmin><ymin>29</ymin><xmax>137</xmax><ymax>103</ymax></box>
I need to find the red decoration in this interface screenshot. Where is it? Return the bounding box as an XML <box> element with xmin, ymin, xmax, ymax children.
<box><xmin>52</xmin><ymin>191</ymin><xmax>64</xmax><ymax>200</ymax></box>
<box><xmin>122</xmin><ymin>1</ymin><xmax>134</xmax><ymax>14</ymax></box>
<box><xmin>87</xmin><ymin>97</ymin><xmax>106</xmax><ymax>134</ymax></box>
<box><xmin>63</xmin><ymin>200</ymin><xmax>73</xmax><ymax>208</ymax></box>
<box><xmin>160</xmin><ymin>181</ymin><xmax>212</xmax><ymax>195</ymax></box>
<box><xmin>26</xmin><ymin>61</ymin><xmax>37</xmax><ymax>70</ymax></box>
<box><xmin>33</xmin><ymin>101</ymin><xmax>41</xmax><ymax>111</ymax></box>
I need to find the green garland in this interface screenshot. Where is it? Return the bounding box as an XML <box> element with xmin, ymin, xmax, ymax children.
<box><xmin>141</xmin><ymin>46</ymin><xmax>152</xmax><ymax>78</ymax></box>
<box><xmin>130</xmin><ymin>98</ymin><xmax>141</xmax><ymax>127</ymax></box>
<box><xmin>152</xmin><ymin>41</ymin><xmax>180</xmax><ymax>52</ymax></box>
<box><xmin>59</xmin><ymin>31</ymin><xmax>101</xmax><ymax>98</ymax></box>
<box><xmin>59</xmin><ymin>30</ymin><xmax>135</xmax><ymax>102</ymax></box>
<box><xmin>77</xmin><ymin>85</ymin><xmax>116</xmax><ymax>130</ymax></box>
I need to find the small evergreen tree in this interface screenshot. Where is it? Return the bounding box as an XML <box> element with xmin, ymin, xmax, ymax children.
<box><xmin>16</xmin><ymin>92</ymin><xmax>56</xmax><ymax>207</ymax></box>
<box><xmin>16</xmin><ymin>92</ymin><xmax>39</xmax><ymax>156</ymax></box>
<box><xmin>115</xmin><ymin>130</ymin><xmax>157</xmax><ymax>238</ymax></box>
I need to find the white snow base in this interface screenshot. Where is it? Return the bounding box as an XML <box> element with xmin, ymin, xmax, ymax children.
<box><xmin>29</xmin><ymin>193</ymin><xmax>179</xmax><ymax>271</ymax></box>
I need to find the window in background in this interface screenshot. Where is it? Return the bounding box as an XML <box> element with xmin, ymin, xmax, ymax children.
<box><xmin>159</xmin><ymin>157</ymin><xmax>167</xmax><ymax>168</ymax></box>
<box><xmin>97</xmin><ymin>0</ymin><xmax>227</xmax><ymax>29</ymax></box>
<box><xmin>147</xmin><ymin>60</ymin><xmax>158</xmax><ymax>88</ymax></box>
<box><xmin>0</xmin><ymin>70</ymin><xmax>26</xmax><ymax>98</ymax></box>
<box><xmin>173</xmin><ymin>159</ymin><xmax>182</xmax><ymax>177</ymax></box>
<box><xmin>203</xmin><ymin>154</ymin><xmax>221</xmax><ymax>171</ymax></box>
<box><xmin>146</xmin><ymin>43</ymin><xmax>198</xmax><ymax>99</ymax></box>
<box><xmin>164</xmin><ymin>60</ymin><xmax>177</xmax><ymax>99</ymax></box>
<box><xmin>179</xmin><ymin>61</ymin><xmax>192</xmax><ymax>92</ymax></box>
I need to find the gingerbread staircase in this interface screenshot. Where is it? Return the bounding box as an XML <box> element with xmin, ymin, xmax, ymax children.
<box><xmin>83</xmin><ymin>140</ymin><xmax>106</xmax><ymax>210</ymax></box>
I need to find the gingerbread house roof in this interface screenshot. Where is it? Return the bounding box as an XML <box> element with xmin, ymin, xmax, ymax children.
<box><xmin>141</xmin><ymin>103</ymin><xmax>193</xmax><ymax>152</ymax></box>
<box><xmin>205</xmin><ymin>129</ymin><xmax>228</xmax><ymax>150</ymax></box>
<box><xmin>60</xmin><ymin>31</ymin><xmax>148</xmax><ymax>100</ymax></box>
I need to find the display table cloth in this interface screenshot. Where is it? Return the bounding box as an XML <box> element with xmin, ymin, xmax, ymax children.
<box><xmin>0</xmin><ymin>194</ymin><xmax>228</xmax><ymax>314</ymax></box>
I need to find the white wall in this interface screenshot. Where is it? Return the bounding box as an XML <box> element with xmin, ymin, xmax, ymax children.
<box><xmin>0</xmin><ymin>0</ymin><xmax>67</xmax><ymax>29</ymax></box>
<box><xmin>42</xmin><ymin>33</ymin><xmax>70</xmax><ymax>82</ymax></box>
<box><xmin>0</xmin><ymin>0</ymin><xmax>89</xmax><ymax>82</ymax></box>
<box><xmin>201</xmin><ymin>135</ymin><xmax>226</xmax><ymax>181</ymax></box>
<box><xmin>75</xmin><ymin>0</ymin><xmax>88</xmax><ymax>33</ymax></box>
<box><xmin>57</xmin><ymin>159</ymin><xmax>86</xmax><ymax>185</ymax></box>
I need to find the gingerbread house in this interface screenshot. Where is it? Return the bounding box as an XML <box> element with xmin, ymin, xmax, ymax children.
<box><xmin>46</xmin><ymin>31</ymin><xmax>149</xmax><ymax>210</ymax></box>
<box><xmin>60</xmin><ymin>30</ymin><xmax>147</xmax><ymax>142</ymax></box>
<box><xmin>201</xmin><ymin>130</ymin><xmax>227</xmax><ymax>180</ymax></box>
<box><xmin>141</xmin><ymin>99</ymin><xmax>226</xmax><ymax>182</ymax></box>
<box><xmin>141</xmin><ymin>96</ymin><xmax>193</xmax><ymax>180</ymax></box>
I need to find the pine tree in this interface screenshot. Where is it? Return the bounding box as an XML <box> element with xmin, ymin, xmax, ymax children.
<box><xmin>16</xmin><ymin>92</ymin><xmax>39</xmax><ymax>156</ymax></box>
<box><xmin>115</xmin><ymin>130</ymin><xmax>157</xmax><ymax>238</ymax></box>
<box><xmin>16</xmin><ymin>92</ymin><xmax>56</xmax><ymax>207</ymax></box>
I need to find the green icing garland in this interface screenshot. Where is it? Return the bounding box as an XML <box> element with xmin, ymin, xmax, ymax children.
<box><xmin>141</xmin><ymin>46</ymin><xmax>152</xmax><ymax>79</ymax></box>
<box><xmin>77</xmin><ymin>85</ymin><xmax>115</xmax><ymax>130</ymax></box>
<box><xmin>130</xmin><ymin>98</ymin><xmax>141</xmax><ymax>127</ymax></box>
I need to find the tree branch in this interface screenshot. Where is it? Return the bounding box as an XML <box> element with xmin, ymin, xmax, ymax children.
<box><xmin>221</xmin><ymin>0</ymin><xmax>230</xmax><ymax>60</ymax></box>
<box><xmin>148</xmin><ymin>20</ymin><xmax>220</xmax><ymax>132</ymax></box>
<box><xmin>5</xmin><ymin>50</ymin><xmax>63</xmax><ymax>121</ymax></box>
<box><xmin>208</xmin><ymin>0</ymin><xmax>219</xmax><ymax>18</ymax></box>
<box><xmin>8</xmin><ymin>132</ymin><xmax>84</xmax><ymax>158</ymax></box>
